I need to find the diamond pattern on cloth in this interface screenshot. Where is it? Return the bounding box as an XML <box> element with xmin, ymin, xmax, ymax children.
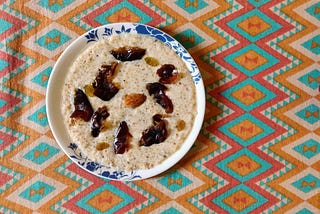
<box><xmin>0</xmin><ymin>0</ymin><xmax>319</xmax><ymax>213</ymax></box>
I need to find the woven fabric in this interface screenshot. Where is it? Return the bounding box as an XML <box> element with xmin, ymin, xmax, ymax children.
<box><xmin>0</xmin><ymin>0</ymin><xmax>319</xmax><ymax>213</ymax></box>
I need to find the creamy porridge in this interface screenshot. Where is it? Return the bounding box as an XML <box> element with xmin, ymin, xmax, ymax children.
<box><xmin>62</xmin><ymin>34</ymin><xmax>196</xmax><ymax>171</ymax></box>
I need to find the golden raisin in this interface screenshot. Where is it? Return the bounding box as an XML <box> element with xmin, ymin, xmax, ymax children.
<box><xmin>84</xmin><ymin>84</ymin><xmax>95</xmax><ymax>97</ymax></box>
<box><xmin>101</xmin><ymin>121</ymin><xmax>112</xmax><ymax>132</ymax></box>
<box><xmin>96</xmin><ymin>142</ymin><xmax>109</xmax><ymax>151</ymax></box>
<box><xmin>176</xmin><ymin>120</ymin><xmax>186</xmax><ymax>131</ymax></box>
<box><xmin>145</xmin><ymin>57</ymin><xmax>159</xmax><ymax>66</ymax></box>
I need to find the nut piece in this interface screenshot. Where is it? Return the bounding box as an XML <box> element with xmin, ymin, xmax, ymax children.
<box><xmin>124</xmin><ymin>93</ymin><xmax>147</xmax><ymax>108</ymax></box>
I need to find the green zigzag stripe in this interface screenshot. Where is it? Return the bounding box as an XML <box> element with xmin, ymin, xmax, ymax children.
<box><xmin>0</xmin><ymin>57</ymin><xmax>36</xmax><ymax>84</ymax></box>
<box><xmin>1</xmin><ymin>1</ymin><xmax>39</xmax><ymax>43</ymax></box>
<box><xmin>256</xmin><ymin>4</ymin><xmax>303</xmax><ymax>210</ymax></box>
<box><xmin>260</xmin><ymin>34</ymin><xmax>299</xmax><ymax>213</ymax></box>
<box><xmin>125</xmin><ymin>181</ymin><xmax>158</xmax><ymax>213</ymax></box>
<box><xmin>188</xmin><ymin>186</ymin><xmax>219</xmax><ymax>213</ymax></box>
<box><xmin>0</xmin><ymin>45</ymin><xmax>36</xmax><ymax>84</ymax></box>
<box><xmin>272</xmin><ymin>1</ymin><xmax>305</xmax><ymax>29</ymax></box>
<box><xmin>70</xmin><ymin>0</ymin><xmax>106</xmax><ymax>32</ymax></box>
<box><xmin>263</xmin><ymin>101</ymin><xmax>297</xmax><ymax>134</ymax></box>
<box><xmin>201</xmin><ymin>54</ymin><xmax>235</xmax><ymax>80</ymax></box>
<box><xmin>71</xmin><ymin>15</ymin><xmax>92</xmax><ymax>32</ymax></box>
<box><xmin>264</xmin><ymin>0</ymin><xmax>303</xmax><ymax>128</ymax></box>
<box><xmin>0</xmin><ymin>85</ymin><xmax>32</xmax><ymax>122</ymax></box>
<box><xmin>259</xmin><ymin>159</ymin><xmax>293</xmax><ymax>213</ymax></box>
<box><xmin>261</xmin><ymin>141</ymin><xmax>295</xmax><ymax>169</ymax></box>
<box><xmin>0</xmin><ymin>205</ymin><xmax>19</xmax><ymax>214</ymax></box>
<box><xmin>141</xmin><ymin>0</ymin><xmax>176</xmax><ymax>28</ymax></box>
<box><xmin>206</xmin><ymin>96</ymin><xmax>233</xmax><ymax>120</ymax></box>
<box><xmin>200</xmin><ymin>55</ymin><xmax>235</xmax><ymax>87</ymax></box>
<box><xmin>70</xmin><ymin>0</ymin><xmax>176</xmax><ymax>31</ymax></box>
<box><xmin>203</xmin><ymin>0</ymin><xmax>240</xmax><ymax>55</ymax></box>
<box><xmin>51</xmin><ymin>159</ymin><xmax>91</xmax><ymax>213</ymax></box>
<box><xmin>265</xmin><ymin>66</ymin><xmax>301</xmax><ymax>102</ymax></box>
<box><xmin>192</xmin><ymin>136</ymin><xmax>230</xmax><ymax>180</ymax></box>
<box><xmin>205</xmin><ymin>0</ymin><xmax>243</xmax><ymax>23</ymax></box>
<box><xmin>0</xmin><ymin>125</ymin><xmax>29</xmax><ymax>157</ymax></box>
<box><xmin>0</xmin><ymin>165</ymin><xmax>24</xmax><ymax>194</ymax></box>
<box><xmin>258</xmin><ymin>132</ymin><xmax>295</xmax><ymax>211</ymax></box>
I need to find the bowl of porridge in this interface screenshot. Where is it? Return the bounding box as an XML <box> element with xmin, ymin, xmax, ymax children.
<box><xmin>46</xmin><ymin>23</ymin><xmax>205</xmax><ymax>180</ymax></box>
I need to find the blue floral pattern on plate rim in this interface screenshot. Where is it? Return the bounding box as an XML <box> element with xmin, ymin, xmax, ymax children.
<box><xmin>49</xmin><ymin>23</ymin><xmax>204</xmax><ymax>181</ymax></box>
<box><xmin>84</xmin><ymin>23</ymin><xmax>202</xmax><ymax>84</ymax></box>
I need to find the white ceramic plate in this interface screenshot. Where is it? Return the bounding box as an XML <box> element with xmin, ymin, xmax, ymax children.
<box><xmin>46</xmin><ymin>23</ymin><xmax>205</xmax><ymax>181</ymax></box>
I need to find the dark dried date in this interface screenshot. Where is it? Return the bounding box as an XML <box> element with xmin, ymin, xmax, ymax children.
<box><xmin>91</xmin><ymin>106</ymin><xmax>110</xmax><ymax>137</ymax></box>
<box><xmin>93</xmin><ymin>82</ymin><xmax>119</xmax><ymax>101</ymax></box>
<box><xmin>157</xmin><ymin>64</ymin><xmax>178</xmax><ymax>84</ymax></box>
<box><xmin>70</xmin><ymin>89</ymin><xmax>93</xmax><ymax>122</ymax></box>
<box><xmin>93</xmin><ymin>63</ymin><xmax>119</xmax><ymax>101</ymax></box>
<box><xmin>146</xmin><ymin>82</ymin><xmax>173</xmax><ymax>113</ymax></box>
<box><xmin>139</xmin><ymin>114</ymin><xmax>168</xmax><ymax>147</ymax></box>
<box><xmin>98</xmin><ymin>62</ymin><xmax>118</xmax><ymax>81</ymax></box>
<box><xmin>154</xmin><ymin>93</ymin><xmax>173</xmax><ymax>113</ymax></box>
<box><xmin>146</xmin><ymin>82</ymin><xmax>167</xmax><ymax>95</ymax></box>
<box><xmin>110</xmin><ymin>47</ymin><xmax>146</xmax><ymax>61</ymax></box>
<box><xmin>114</xmin><ymin>121</ymin><xmax>132</xmax><ymax>154</ymax></box>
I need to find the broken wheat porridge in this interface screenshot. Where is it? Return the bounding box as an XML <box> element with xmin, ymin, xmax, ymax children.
<box><xmin>62</xmin><ymin>34</ymin><xmax>197</xmax><ymax>171</ymax></box>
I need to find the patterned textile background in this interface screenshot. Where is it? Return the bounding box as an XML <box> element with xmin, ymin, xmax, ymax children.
<box><xmin>0</xmin><ymin>0</ymin><xmax>319</xmax><ymax>213</ymax></box>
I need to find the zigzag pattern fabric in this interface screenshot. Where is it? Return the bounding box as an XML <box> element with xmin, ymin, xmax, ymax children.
<box><xmin>0</xmin><ymin>0</ymin><xmax>319</xmax><ymax>213</ymax></box>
